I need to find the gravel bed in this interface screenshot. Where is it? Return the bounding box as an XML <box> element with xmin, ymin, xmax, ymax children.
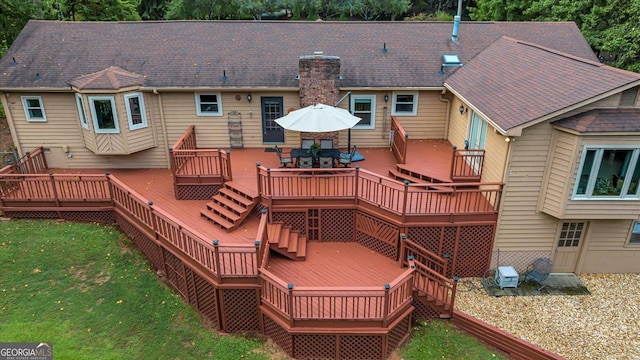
<box><xmin>454</xmin><ymin>273</ymin><xmax>640</xmax><ymax>360</ymax></box>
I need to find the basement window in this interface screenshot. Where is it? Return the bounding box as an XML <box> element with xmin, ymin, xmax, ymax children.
<box><xmin>629</xmin><ymin>222</ymin><xmax>640</xmax><ymax>245</ymax></box>
<box><xmin>89</xmin><ymin>96</ymin><xmax>120</xmax><ymax>134</ymax></box>
<box><xmin>21</xmin><ymin>96</ymin><xmax>47</xmax><ymax>122</ymax></box>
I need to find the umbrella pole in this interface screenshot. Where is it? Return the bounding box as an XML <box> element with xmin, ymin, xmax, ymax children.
<box><xmin>348</xmin><ymin>128</ymin><xmax>351</xmax><ymax>152</ymax></box>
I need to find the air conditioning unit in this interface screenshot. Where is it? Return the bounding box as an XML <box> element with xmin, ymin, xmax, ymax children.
<box><xmin>495</xmin><ymin>266</ymin><xmax>519</xmax><ymax>289</ymax></box>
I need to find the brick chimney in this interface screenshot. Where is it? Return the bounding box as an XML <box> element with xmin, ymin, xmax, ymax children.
<box><xmin>298</xmin><ymin>52</ymin><xmax>341</xmax><ymax>146</ymax></box>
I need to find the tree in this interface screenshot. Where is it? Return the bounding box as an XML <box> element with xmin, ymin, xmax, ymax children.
<box><xmin>0</xmin><ymin>0</ymin><xmax>38</xmax><ymax>56</ymax></box>
<box><xmin>166</xmin><ymin>0</ymin><xmax>270</xmax><ymax>20</ymax></box>
<box><xmin>469</xmin><ymin>0</ymin><xmax>640</xmax><ymax>72</ymax></box>
<box><xmin>138</xmin><ymin>0</ymin><xmax>169</xmax><ymax>20</ymax></box>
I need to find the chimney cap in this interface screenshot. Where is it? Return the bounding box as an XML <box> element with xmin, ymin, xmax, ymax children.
<box><xmin>314</xmin><ymin>51</ymin><xmax>324</xmax><ymax>57</ymax></box>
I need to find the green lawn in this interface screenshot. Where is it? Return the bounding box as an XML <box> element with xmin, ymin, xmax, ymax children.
<box><xmin>0</xmin><ymin>219</ymin><xmax>505</xmax><ymax>359</ymax></box>
<box><xmin>0</xmin><ymin>220</ymin><xmax>273</xmax><ymax>360</ymax></box>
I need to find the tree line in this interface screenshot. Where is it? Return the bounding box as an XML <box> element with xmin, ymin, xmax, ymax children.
<box><xmin>0</xmin><ymin>0</ymin><xmax>638</xmax><ymax>72</ymax></box>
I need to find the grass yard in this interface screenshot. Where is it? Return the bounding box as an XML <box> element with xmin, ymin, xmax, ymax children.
<box><xmin>0</xmin><ymin>219</ymin><xmax>505</xmax><ymax>359</ymax></box>
<box><xmin>0</xmin><ymin>220</ymin><xmax>274</xmax><ymax>360</ymax></box>
<box><xmin>400</xmin><ymin>320</ymin><xmax>507</xmax><ymax>360</ymax></box>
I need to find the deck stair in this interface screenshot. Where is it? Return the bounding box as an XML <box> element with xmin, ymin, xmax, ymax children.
<box><xmin>389</xmin><ymin>164</ymin><xmax>452</xmax><ymax>189</ymax></box>
<box><xmin>266</xmin><ymin>222</ymin><xmax>307</xmax><ymax>261</ymax></box>
<box><xmin>413</xmin><ymin>288</ymin><xmax>453</xmax><ymax>319</ymax></box>
<box><xmin>200</xmin><ymin>182</ymin><xmax>258</xmax><ymax>232</ymax></box>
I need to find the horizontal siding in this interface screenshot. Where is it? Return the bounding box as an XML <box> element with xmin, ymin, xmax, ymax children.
<box><xmin>580</xmin><ymin>219</ymin><xmax>640</xmax><ymax>273</ymax></box>
<box><xmin>397</xmin><ymin>91</ymin><xmax>447</xmax><ymax>140</ymax></box>
<box><xmin>495</xmin><ymin>122</ymin><xmax>560</xmax><ymax>251</ymax></box>
<box><xmin>481</xmin><ymin>122</ymin><xmax>509</xmax><ymax>184</ymax></box>
<box><xmin>6</xmin><ymin>92</ymin><xmax>168</xmax><ymax>169</ymax></box>
<box><xmin>447</xmin><ymin>98</ymin><xmax>467</xmax><ymax>150</ymax></box>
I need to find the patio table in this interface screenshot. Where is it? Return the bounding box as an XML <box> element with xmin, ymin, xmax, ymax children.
<box><xmin>291</xmin><ymin>148</ymin><xmax>340</xmax><ymax>166</ymax></box>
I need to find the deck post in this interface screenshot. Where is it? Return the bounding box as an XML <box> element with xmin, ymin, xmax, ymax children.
<box><xmin>49</xmin><ymin>173</ymin><xmax>62</xmax><ymax>219</ymax></box>
<box><xmin>105</xmin><ymin>172</ymin><xmax>114</xmax><ymax>205</ymax></box>
<box><xmin>354</xmin><ymin>166</ymin><xmax>360</xmax><ymax>203</ymax></box>
<box><xmin>402</xmin><ymin>180</ymin><xmax>410</xmax><ymax>222</ymax></box>
<box><xmin>25</xmin><ymin>151</ymin><xmax>34</xmax><ymax>173</ymax></box>
<box><xmin>213</xmin><ymin>240</ymin><xmax>221</xmax><ymax>282</ymax></box>
<box><xmin>287</xmin><ymin>283</ymin><xmax>294</xmax><ymax>328</ymax></box>
<box><xmin>255</xmin><ymin>162</ymin><xmax>261</xmax><ymax>197</ymax></box>
<box><xmin>224</xmin><ymin>150</ymin><xmax>233</xmax><ymax>182</ymax></box>
<box><xmin>383</xmin><ymin>283</ymin><xmax>390</xmax><ymax>327</ymax></box>
<box><xmin>254</xmin><ymin>240</ymin><xmax>261</xmax><ymax>268</ymax></box>
<box><xmin>399</xmin><ymin>234</ymin><xmax>407</xmax><ymax>267</ymax></box>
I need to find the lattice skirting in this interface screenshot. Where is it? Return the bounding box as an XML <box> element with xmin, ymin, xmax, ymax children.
<box><xmin>356</xmin><ymin>232</ymin><xmax>397</xmax><ymax>259</ymax></box>
<box><xmin>175</xmin><ymin>184</ymin><xmax>221</xmax><ymax>200</ymax></box>
<box><xmin>220</xmin><ymin>288</ymin><xmax>260</xmax><ymax>332</ymax></box>
<box><xmin>3</xmin><ymin>210</ymin><xmax>114</xmax><ymax>224</ymax></box>
<box><xmin>272</xmin><ymin>211</ymin><xmax>307</xmax><ymax>236</ymax></box>
<box><xmin>407</xmin><ymin>224</ymin><xmax>495</xmax><ymax>277</ymax></box>
<box><xmin>412</xmin><ymin>294</ymin><xmax>441</xmax><ymax>321</ymax></box>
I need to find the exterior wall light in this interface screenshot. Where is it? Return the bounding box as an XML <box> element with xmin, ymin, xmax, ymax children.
<box><xmin>247</xmin><ymin>93</ymin><xmax>252</xmax><ymax>103</ymax></box>
<box><xmin>384</xmin><ymin>94</ymin><xmax>389</xmax><ymax>102</ymax></box>
<box><xmin>459</xmin><ymin>105</ymin><xmax>467</xmax><ymax>115</ymax></box>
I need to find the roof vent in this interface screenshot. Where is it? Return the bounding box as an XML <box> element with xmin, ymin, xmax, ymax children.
<box><xmin>11</xmin><ymin>57</ymin><xmax>18</xmax><ymax>67</ymax></box>
<box><xmin>221</xmin><ymin>70</ymin><xmax>228</xmax><ymax>82</ymax></box>
<box><xmin>452</xmin><ymin>15</ymin><xmax>461</xmax><ymax>41</ymax></box>
<box><xmin>440</xmin><ymin>55</ymin><xmax>463</xmax><ymax>75</ymax></box>
<box><xmin>314</xmin><ymin>51</ymin><xmax>324</xmax><ymax>57</ymax></box>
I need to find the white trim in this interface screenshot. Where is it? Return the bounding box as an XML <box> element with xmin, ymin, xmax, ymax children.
<box><xmin>75</xmin><ymin>94</ymin><xmax>89</xmax><ymax>130</ymax></box>
<box><xmin>124</xmin><ymin>92</ymin><xmax>148</xmax><ymax>130</ymax></box>
<box><xmin>195</xmin><ymin>93</ymin><xmax>222</xmax><ymax>116</ymax></box>
<box><xmin>572</xmin><ymin>146</ymin><xmax>640</xmax><ymax>200</ymax></box>
<box><xmin>21</xmin><ymin>96</ymin><xmax>47</xmax><ymax>122</ymax></box>
<box><xmin>391</xmin><ymin>91</ymin><xmax>418</xmax><ymax>116</ymax></box>
<box><xmin>350</xmin><ymin>94</ymin><xmax>376</xmax><ymax>129</ymax></box>
<box><xmin>88</xmin><ymin>95</ymin><xmax>120</xmax><ymax>134</ymax></box>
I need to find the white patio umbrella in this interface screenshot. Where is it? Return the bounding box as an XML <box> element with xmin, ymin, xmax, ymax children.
<box><xmin>275</xmin><ymin>103</ymin><xmax>361</xmax><ymax>132</ymax></box>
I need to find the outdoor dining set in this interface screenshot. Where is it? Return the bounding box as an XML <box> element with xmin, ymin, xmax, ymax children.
<box><xmin>274</xmin><ymin>140</ymin><xmax>357</xmax><ymax>168</ymax></box>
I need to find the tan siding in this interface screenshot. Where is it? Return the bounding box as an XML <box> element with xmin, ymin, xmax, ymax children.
<box><xmin>7</xmin><ymin>92</ymin><xmax>168</xmax><ymax>169</ymax></box>
<box><xmin>398</xmin><ymin>91</ymin><xmax>448</xmax><ymax>139</ymax></box>
<box><xmin>447</xmin><ymin>97</ymin><xmax>468</xmax><ymax>150</ymax></box>
<box><xmin>540</xmin><ymin>130</ymin><xmax>578</xmax><ymax>217</ymax></box>
<box><xmin>481</xmin><ymin>123</ymin><xmax>509</xmax><ymax>184</ymax></box>
<box><xmin>580</xmin><ymin>220</ymin><xmax>640</xmax><ymax>273</ymax></box>
<box><xmin>337</xmin><ymin>92</ymin><xmax>392</xmax><ymax>149</ymax></box>
<box><xmin>495</xmin><ymin>122</ymin><xmax>560</xmax><ymax>251</ymax></box>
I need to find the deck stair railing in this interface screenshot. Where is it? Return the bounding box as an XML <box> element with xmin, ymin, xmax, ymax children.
<box><xmin>451</xmin><ymin>148</ymin><xmax>485</xmax><ymax>182</ymax></box>
<box><xmin>0</xmin><ymin>146</ymin><xmax>48</xmax><ymax>175</ymax></box>
<box><xmin>399</xmin><ymin>234</ymin><xmax>457</xmax><ymax>318</ymax></box>
<box><xmin>390</xmin><ymin>117</ymin><xmax>408</xmax><ymax>164</ymax></box>
<box><xmin>259</xmin><ymin>262</ymin><xmax>415</xmax><ymax>327</ymax></box>
<box><xmin>169</xmin><ymin>125</ymin><xmax>233</xmax><ymax>196</ymax></box>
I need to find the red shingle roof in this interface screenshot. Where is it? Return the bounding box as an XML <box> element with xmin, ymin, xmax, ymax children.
<box><xmin>444</xmin><ymin>37</ymin><xmax>640</xmax><ymax>133</ymax></box>
<box><xmin>552</xmin><ymin>109</ymin><xmax>640</xmax><ymax>133</ymax></box>
<box><xmin>0</xmin><ymin>20</ymin><xmax>597</xmax><ymax>90</ymax></box>
<box><xmin>70</xmin><ymin>66</ymin><xmax>144</xmax><ymax>90</ymax></box>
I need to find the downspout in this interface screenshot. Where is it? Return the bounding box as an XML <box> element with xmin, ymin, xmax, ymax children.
<box><xmin>1</xmin><ymin>93</ymin><xmax>23</xmax><ymax>155</ymax></box>
<box><xmin>439</xmin><ymin>89</ymin><xmax>451</xmax><ymax>140</ymax></box>
<box><xmin>153</xmin><ymin>89</ymin><xmax>171</xmax><ymax>169</ymax></box>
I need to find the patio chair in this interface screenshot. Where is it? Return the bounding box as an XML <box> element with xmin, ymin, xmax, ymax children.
<box><xmin>274</xmin><ymin>145</ymin><xmax>292</xmax><ymax>168</ymax></box>
<box><xmin>320</xmin><ymin>139</ymin><xmax>333</xmax><ymax>150</ymax></box>
<box><xmin>319</xmin><ymin>156</ymin><xmax>334</xmax><ymax>168</ymax></box>
<box><xmin>301</xmin><ymin>139</ymin><xmax>315</xmax><ymax>150</ymax></box>
<box><xmin>524</xmin><ymin>257</ymin><xmax>553</xmax><ymax>291</ymax></box>
<box><xmin>298</xmin><ymin>156</ymin><xmax>313</xmax><ymax>169</ymax></box>
<box><xmin>339</xmin><ymin>146</ymin><xmax>357</xmax><ymax>167</ymax></box>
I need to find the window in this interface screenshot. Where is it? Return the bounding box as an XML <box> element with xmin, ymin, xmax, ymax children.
<box><xmin>350</xmin><ymin>95</ymin><xmax>376</xmax><ymax>129</ymax></box>
<box><xmin>21</xmin><ymin>96</ymin><xmax>46</xmax><ymax>122</ymax></box>
<box><xmin>574</xmin><ymin>147</ymin><xmax>640</xmax><ymax>199</ymax></box>
<box><xmin>195</xmin><ymin>93</ymin><xmax>222</xmax><ymax>116</ymax></box>
<box><xmin>629</xmin><ymin>222</ymin><xmax>640</xmax><ymax>245</ymax></box>
<box><xmin>558</xmin><ymin>222</ymin><xmax>584</xmax><ymax>247</ymax></box>
<box><xmin>75</xmin><ymin>94</ymin><xmax>89</xmax><ymax>130</ymax></box>
<box><xmin>124</xmin><ymin>93</ymin><xmax>148</xmax><ymax>130</ymax></box>
<box><xmin>391</xmin><ymin>92</ymin><xmax>417</xmax><ymax>116</ymax></box>
<box><xmin>88</xmin><ymin>96</ymin><xmax>120</xmax><ymax>134</ymax></box>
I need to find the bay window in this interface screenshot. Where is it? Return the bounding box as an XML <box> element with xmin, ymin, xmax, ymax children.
<box><xmin>574</xmin><ymin>147</ymin><xmax>640</xmax><ymax>199</ymax></box>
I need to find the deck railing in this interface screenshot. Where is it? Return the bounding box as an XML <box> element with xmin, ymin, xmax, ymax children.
<box><xmin>0</xmin><ymin>146</ymin><xmax>48</xmax><ymax>175</ymax></box>
<box><xmin>0</xmin><ymin>172</ymin><xmax>257</xmax><ymax>283</ymax></box>
<box><xmin>259</xmin><ymin>264</ymin><xmax>415</xmax><ymax>326</ymax></box>
<box><xmin>412</xmin><ymin>261</ymin><xmax>457</xmax><ymax>317</ymax></box>
<box><xmin>169</xmin><ymin>126</ymin><xmax>232</xmax><ymax>196</ymax></box>
<box><xmin>390</xmin><ymin>117</ymin><xmax>408</xmax><ymax>164</ymax></box>
<box><xmin>257</xmin><ymin>165</ymin><xmax>503</xmax><ymax>218</ymax></box>
<box><xmin>451</xmin><ymin>149</ymin><xmax>485</xmax><ymax>182</ymax></box>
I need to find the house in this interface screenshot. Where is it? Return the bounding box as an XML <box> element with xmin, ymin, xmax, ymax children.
<box><xmin>1</xmin><ymin>19</ymin><xmax>639</xmax><ymax>358</ymax></box>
